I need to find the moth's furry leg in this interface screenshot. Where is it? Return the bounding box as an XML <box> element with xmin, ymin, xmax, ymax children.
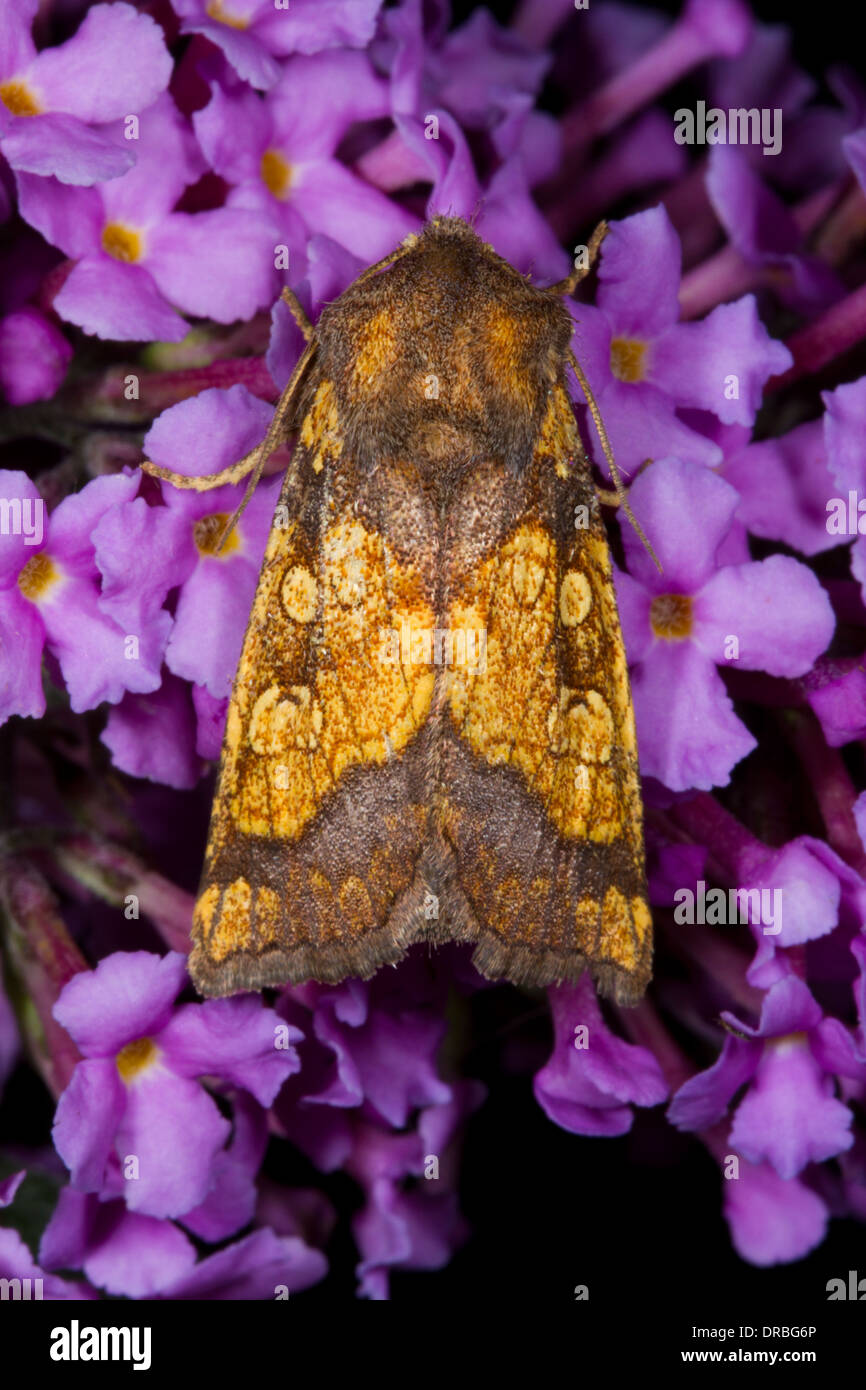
<box><xmin>143</xmin><ymin>340</ymin><xmax>316</xmax><ymax>550</ymax></box>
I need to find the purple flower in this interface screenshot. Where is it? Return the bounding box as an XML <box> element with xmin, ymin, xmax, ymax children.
<box><xmin>349</xmin><ymin>1109</ymin><xmax>473</xmax><ymax>1301</ymax></box>
<box><xmin>292</xmin><ymin>975</ymin><xmax>452</xmax><ymax>1125</ymax></box>
<box><xmin>101</xmin><ymin>676</ymin><xmax>204</xmax><ymax>790</ymax></box>
<box><xmin>723</xmin><ymin>1151</ymin><xmax>829</xmax><ymax>1266</ymax></box>
<box><xmin>570</xmin><ymin>206</ymin><xmax>792</xmax><ymax>476</ymax></box>
<box><xmin>0</xmin><ymin>306</ymin><xmax>71</xmax><ymax>404</ymax></box>
<box><xmin>705</xmin><ymin>146</ymin><xmax>844</xmax><ymax>314</ymax></box>
<box><xmin>669</xmin><ymin>973</ymin><xmax>862</xmax><ymax>1177</ymax></box>
<box><xmin>707</xmin><ymin>20</ymin><xmax>859</xmax><ymax>194</ymax></box>
<box><xmin>823</xmin><ymin>375</ymin><xmax>866</xmax><ymax>603</ymax></box>
<box><xmin>51</xmin><ymin>951</ymin><xmax>301</xmax><ymax>1218</ymax></box>
<box><xmin>616</xmin><ymin>457</ymin><xmax>835</xmax><ymax>790</ymax></box>
<box><xmin>0</xmin><ymin>1169</ymin><xmax>26</xmax><ymax>1207</ymax></box>
<box><xmin>271</xmin><ymin>957</ymin><xmax>480</xmax><ymax>1297</ymax></box>
<box><xmin>0</xmin><ymin>469</ymin><xmax>166</xmax><ymax>725</ymax></box>
<box><xmin>194</xmin><ymin>54</ymin><xmax>416</xmax><ymax>267</ymax></box>
<box><xmin>720</xmin><ymin>415</ymin><xmax>840</xmax><ymax>558</ymax></box>
<box><xmin>743</xmin><ymin>838</ymin><xmax>846</xmax><ymax>989</ymax></box>
<box><xmin>0</xmin><ymin>0</ymin><xmax>172</xmax><ymax>184</ymax></box>
<box><xmin>801</xmin><ymin>658</ymin><xmax>866</xmax><ymax>749</ymax></box>
<box><xmin>17</xmin><ymin>93</ymin><xmax>278</xmax><ymax>341</ymax></box>
<box><xmin>39</xmin><ymin>1188</ymin><xmax>326</xmax><ymax>1299</ymax></box>
<box><xmin>93</xmin><ymin>386</ymin><xmax>281</xmax><ymax>700</ymax></box>
<box><xmin>533</xmin><ymin>976</ymin><xmax>668</xmax><ymax>1136</ymax></box>
<box><xmin>0</xmin><ymin>1226</ymin><xmax>96</xmax><ymax>1300</ymax></box>
<box><xmin>173</xmin><ymin>0</ymin><xmax>384</xmax><ymax>90</ymax></box>
<box><xmin>424</xmin><ymin>8</ymin><xmax>550</xmax><ymax>131</ymax></box>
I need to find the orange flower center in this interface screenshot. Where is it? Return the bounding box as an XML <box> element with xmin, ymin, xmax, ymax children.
<box><xmin>206</xmin><ymin>0</ymin><xmax>249</xmax><ymax>29</ymax></box>
<box><xmin>194</xmin><ymin>513</ymin><xmax>240</xmax><ymax>557</ymax></box>
<box><xmin>17</xmin><ymin>553</ymin><xmax>58</xmax><ymax>602</ymax></box>
<box><xmin>260</xmin><ymin>149</ymin><xmax>293</xmax><ymax>200</ymax></box>
<box><xmin>650</xmin><ymin>593</ymin><xmax>693</xmax><ymax>640</ymax></box>
<box><xmin>769</xmin><ymin>1031</ymin><xmax>808</xmax><ymax>1054</ymax></box>
<box><xmin>610</xmin><ymin>337</ymin><xmax>648</xmax><ymax>383</ymax></box>
<box><xmin>0</xmin><ymin>79</ymin><xmax>42</xmax><ymax>117</ymax></box>
<box><xmin>116</xmin><ymin>1037</ymin><xmax>159</xmax><ymax>1083</ymax></box>
<box><xmin>101</xmin><ymin>223</ymin><xmax>143</xmax><ymax>264</ymax></box>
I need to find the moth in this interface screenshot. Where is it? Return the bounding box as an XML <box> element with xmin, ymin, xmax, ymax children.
<box><xmin>145</xmin><ymin>217</ymin><xmax>654</xmax><ymax>1005</ymax></box>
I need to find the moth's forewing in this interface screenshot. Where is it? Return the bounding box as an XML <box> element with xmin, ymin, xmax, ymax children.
<box><xmin>437</xmin><ymin>383</ymin><xmax>651</xmax><ymax>1003</ymax></box>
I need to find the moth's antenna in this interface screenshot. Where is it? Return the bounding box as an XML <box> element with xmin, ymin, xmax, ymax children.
<box><xmin>567</xmin><ymin>347</ymin><xmax>662</xmax><ymax>573</ymax></box>
<box><xmin>548</xmin><ymin>220</ymin><xmax>609</xmax><ymax>298</ymax></box>
<box><xmin>280</xmin><ymin>284</ymin><xmax>314</xmax><ymax>341</ymax></box>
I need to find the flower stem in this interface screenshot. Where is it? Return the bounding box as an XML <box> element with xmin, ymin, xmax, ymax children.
<box><xmin>769</xmin><ymin>280</ymin><xmax>866</xmax><ymax>390</ymax></box>
<box><xmin>51</xmin><ymin>834</ymin><xmax>194</xmax><ymax>955</ymax></box>
<box><xmin>557</xmin><ymin>0</ymin><xmax>752</xmax><ymax>166</ymax></box>
<box><xmin>780</xmin><ymin>709</ymin><xmax>866</xmax><ymax>877</ymax></box>
<box><xmin>0</xmin><ymin>857</ymin><xmax>86</xmax><ymax>1098</ymax></box>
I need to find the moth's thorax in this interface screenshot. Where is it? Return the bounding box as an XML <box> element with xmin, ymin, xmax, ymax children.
<box><xmin>313</xmin><ymin>221</ymin><xmax>574</xmax><ymax>473</ymax></box>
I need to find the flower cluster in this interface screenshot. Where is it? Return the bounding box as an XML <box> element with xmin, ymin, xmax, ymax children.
<box><xmin>1</xmin><ymin>0</ymin><xmax>866</xmax><ymax>1297</ymax></box>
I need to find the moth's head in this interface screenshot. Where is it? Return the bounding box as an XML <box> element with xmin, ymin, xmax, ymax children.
<box><xmin>318</xmin><ymin>218</ymin><xmax>574</xmax><ymax>470</ymax></box>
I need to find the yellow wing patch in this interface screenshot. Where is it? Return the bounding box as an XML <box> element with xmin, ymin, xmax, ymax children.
<box><xmin>217</xmin><ymin>515</ymin><xmax>435</xmax><ymax>843</ymax></box>
<box><xmin>446</xmin><ymin>521</ymin><xmax>638</xmax><ymax>845</ymax></box>
<box><xmin>299</xmin><ymin>380</ymin><xmax>343</xmax><ymax>473</ymax></box>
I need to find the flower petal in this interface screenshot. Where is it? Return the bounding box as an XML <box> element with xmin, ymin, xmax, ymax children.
<box><xmin>730</xmin><ymin>1037</ymin><xmax>854</xmax><ymax>1177</ymax></box>
<box><xmin>0</xmin><ymin>588</ymin><xmax>47</xmax><ymax>721</ymax></box>
<box><xmin>26</xmin><ymin>4</ymin><xmax>172</xmax><ymax>122</ymax></box>
<box><xmin>1</xmin><ymin>112</ymin><xmax>134</xmax><ymax>185</ymax></box>
<box><xmin>15</xmin><ymin>172</ymin><xmax>103</xmax><ymax>258</ymax></box>
<box><xmin>164</xmin><ymin>1227</ymin><xmax>327</xmax><ymax>1298</ymax></box>
<box><xmin>159</xmin><ymin>996</ymin><xmax>301</xmax><ymax>1105</ymax></box>
<box><xmin>652</xmin><ymin>299</ymin><xmax>792</xmax><ymax>426</ymax></box>
<box><xmin>724</xmin><ymin>1158</ymin><xmax>828</xmax><ymax>1266</ymax></box>
<box><xmin>54</xmin><ymin>256</ymin><xmax>186</xmax><ymax>342</ymax></box>
<box><xmin>0</xmin><ymin>307</ymin><xmax>71</xmax><ymax>403</ymax></box>
<box><xmin>668</xmin><ymin>1035</ymin><xmax>760</xmax><ymax>1130</ymax></box>
<box><xmin>694</xmin><ymin>555</ymin><xmax>834</xmax><ymax>676</ymax></box>
<box><xmin>624</xmin><ymin>456</ymin><xmax>740</xmax><ymax>592</ymax></box>
<box><xmin>294</xmin><ymin>158</ymin><xmax>419</xmax><ymax>263</ymax></box>
<box><xmin>146</xmin><ymin>208</ymin><xmax>279</xmax><ymax>323</ymax></box>
<box><xmin>52</xmin><ymin>1058</ymin><xmax>125</xmax><ymax>1190</ymax></box>
<box><xmin>102</xmin><ymin>678</ymin><xmax>202</xmax><ymax>790</ymax></box>
<box><xmin>53</xmin><ymin>950</ymin><xmax>188</xmax><ymax>1056</ymax></box>
<box><xmin>630</xmin><ymin>642</ymin><xmax>756</xmax><ymax>791</ymax></box>
<box><xmin>144</xmin><ymin>385</ymin><xmax>274</xmax><ymax>480</ymax></box>
<box><xmin>597</xmin><ymin>205</ymin><xmax>682</xmax><ymax>338</ymax></box>
<box><xmin>116</xmin><ymin>1068</ymin><xmax>231</xmax><ymax>1217</ymax></box>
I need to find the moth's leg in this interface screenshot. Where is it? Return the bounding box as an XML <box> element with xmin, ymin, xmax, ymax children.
<box><xmin>595</xmin><ymin>459</ymin><xmax>653</xmax><ymax>509</ymax></box>
<box><xmin>142</xmin><ymin>444</ymin><xmax>265</xmax><ymax>491</ymax></box>
<box><xmin>568</xmin><ymin>347</ymin><xmax>661</xmax><ymax>572</ymax></box>
<box><xmin>216</xmin><ymin>339</ymin><xmax>317</xmax><ymax>547</ymax></box>
<box><xmin>280</xmin><ymin>286</ymin><xmax>314</xmax><ymax>342</ymax></box>
<box><xmin>143</xmin><ymin>339</ymin><xmax>316</xmax><ymax>550</ymax></box>
<box><xmin>548</xmin><ymin>221</ymin><xmax>608</xmax><ymax>298</ymax></box>
<box><xmin>595</xmin><ymin>485</ymin><xmax>620</xmax><ymax>509</ymax></box>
